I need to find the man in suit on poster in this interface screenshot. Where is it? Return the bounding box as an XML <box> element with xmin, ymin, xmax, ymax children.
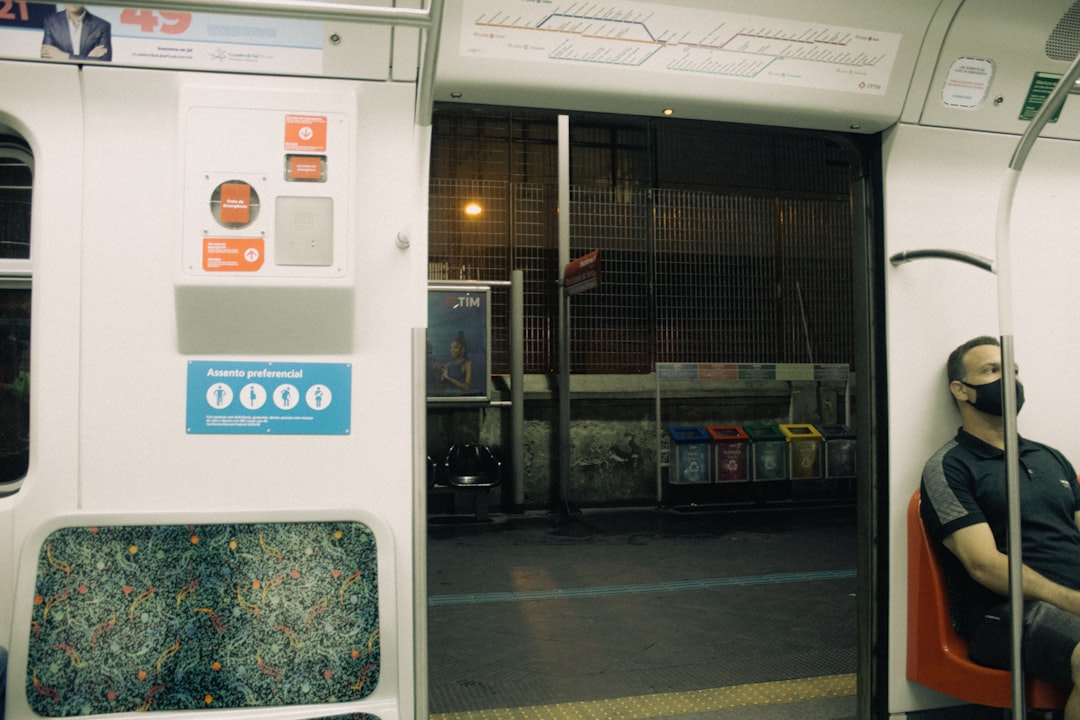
<box><xmin>40</xmin><ymin>5</ymin><xmax>112</xmax><ymax>62</ymax></box>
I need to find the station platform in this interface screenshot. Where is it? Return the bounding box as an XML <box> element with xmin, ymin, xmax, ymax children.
<box><xmin>427</xmin><ymin>503</ymin><xmax>858</xmax><ymax>720</ymax></box>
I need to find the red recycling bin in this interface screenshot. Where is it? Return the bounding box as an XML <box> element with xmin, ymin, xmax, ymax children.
<box><xmin>706</xmin><ymin>425</ymin><xmax>749</xmax><ymax>482</ymax></box>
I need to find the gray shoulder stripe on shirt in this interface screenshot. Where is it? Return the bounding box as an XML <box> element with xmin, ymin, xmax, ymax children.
<box><xmin>922</xmin><ymin>438</ymin><xmax>967</xmax><ymax>526</ymax></box>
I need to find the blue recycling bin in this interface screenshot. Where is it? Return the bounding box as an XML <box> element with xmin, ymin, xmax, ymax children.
<box><xmin>668</xmin><ymin>426</ymin><xmax>710</xmax><ymax>485</ymax></box>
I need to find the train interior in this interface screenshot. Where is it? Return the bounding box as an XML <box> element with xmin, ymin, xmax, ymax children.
<box><xmin>4</xmin><ymin>1</ymin><xmax>1080</xmax><ymax>719</ymax></box>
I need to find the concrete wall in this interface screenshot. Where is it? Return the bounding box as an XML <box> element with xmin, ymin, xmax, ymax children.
<box><xmin>428</xmin><ymin>375</ymin><xmax>852</xmax><ymax>509</ymax></box>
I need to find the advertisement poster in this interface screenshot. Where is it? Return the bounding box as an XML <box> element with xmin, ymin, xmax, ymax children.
<box><xmin>0</xmin><ymin>2</ymin><xmax>323</xmax><ymax>74</ymax></box>
<box><xmin>427</xmin><ymin>286</ymin><xmax>489</xmax><ymax>403</ymax></box>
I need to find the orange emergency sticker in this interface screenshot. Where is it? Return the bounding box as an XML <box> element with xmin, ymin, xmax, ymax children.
<box><xmin>219</xmin><ymin>182</ymin><xmax>251</xmax><ymax>224</ymax></box>
<box><xmin>203</xmin><ymin>238</ymin><xmax>265</xmax><ymax>272</ymax></box>
<box><xmin>285</xmin><ymin>114</ymin><xmax>327</xmax><ymax>152</ymax></box>
<box><xmin>287</xmin><ymin>155</ymin><xmax>325</xmax><ymax>181</ymax></box>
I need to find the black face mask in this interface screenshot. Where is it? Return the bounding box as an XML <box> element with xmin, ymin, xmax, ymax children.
<box><xmin>960</xmin><ymin>377</ymin><xmax>1025</xmax><ymax>416</ymax></box>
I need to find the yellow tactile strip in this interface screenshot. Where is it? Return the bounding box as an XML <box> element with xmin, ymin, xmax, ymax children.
<box><xmin>431</xmin><ymin>673</ymin><xmax>857</xmax><ymax>720</ymax></box>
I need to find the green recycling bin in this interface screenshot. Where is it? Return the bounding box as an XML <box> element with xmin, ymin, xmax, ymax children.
<box><xmin>744</xmin><ymin>424</ymin><xmax>785</xmax><ymax>481</ymax></box>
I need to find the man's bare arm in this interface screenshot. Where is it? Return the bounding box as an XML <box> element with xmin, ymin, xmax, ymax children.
<box><xmin>946</xmin><ymin>522</ymin><xmax>1080</xmax><ymax>616</ymax></box>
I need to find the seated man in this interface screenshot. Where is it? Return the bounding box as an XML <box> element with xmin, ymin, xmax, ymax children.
<box><xmin>921</xmin><ymin>335</ymin><xmax>1080</xmax><ymax>718</ymax></box>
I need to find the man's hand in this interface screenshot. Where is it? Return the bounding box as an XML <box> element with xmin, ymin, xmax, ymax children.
<box><xmin>40</xmin><ymin>45</ymin><xmax>70</xmax><ymax>60</ymax></box>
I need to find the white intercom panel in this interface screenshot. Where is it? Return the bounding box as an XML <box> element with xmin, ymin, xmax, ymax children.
<box><xmin>275</xmin><ymin>196</ymin><xmax>334</xmax><ymax>266</ymax></box>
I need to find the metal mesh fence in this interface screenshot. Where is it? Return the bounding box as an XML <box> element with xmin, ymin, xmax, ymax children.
<box><xmin>430</xmin><ymin>180</ymin><xmax>854</xmax><ymax>373</ymax></box>
<box><xmin>568</xmin><ymin>187</ymin><xmax>651</xmax><ymax>373</ymax></box>
<box><xmin>778</xmin><ymin>198</ymin><xmax>854</xmax><ymax>364</ymax></box>
<box><xmin>512</xmin><ymin>183</ymin><xmax>558</xmax><ymax>373</ymax></box>
<box><xmin>653</xmin><ymin>191</ymin><xmax>778</xmax><ymax>364</ymax></box>
<box><xmin>428</xmin><ymin>179</ymin><xmax>512</xmax><ymax>371</ymax></box>
<box><xmin>429</xmin><ymin>114</ymin><xmax>857</xmax><ymax>374</ymax></box>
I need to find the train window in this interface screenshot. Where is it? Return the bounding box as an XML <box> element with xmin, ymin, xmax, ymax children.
<box><xmin>0</xmin><ymin>135</ymin><xmax>32</xmax><ymax>493</ymax></box>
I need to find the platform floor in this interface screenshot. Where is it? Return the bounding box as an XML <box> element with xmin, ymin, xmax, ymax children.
<box><xmin>427</xmin><ymin>503</ymin><xmax>858</xmax><ymax>720</ymax></box>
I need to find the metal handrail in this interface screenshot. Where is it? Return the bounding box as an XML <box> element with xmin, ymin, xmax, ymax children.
<box><xmin>888</xmin><ymin>249</ymin><xmax>994</xmax><ymax>272</ymax></box>
<box><xmin>77</xmin><ymin>0</ymin><xmax>432</xmax><ymax>26</ymax></box>
<box><xmin>415</xmin><ymin>0</ymin><xmax>444</xmax><ymax>126</ymax></box>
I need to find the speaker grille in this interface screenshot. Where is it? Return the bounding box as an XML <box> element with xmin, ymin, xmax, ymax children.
<box><xmin>295</xmin><ymin>210</ymin><xmax>315</xmax><ymax>231</ymax></box>
<box><xmin>1047</xmin><ymin>1</ymin><xmax>1080</xmax><ymax>61</ymax></box>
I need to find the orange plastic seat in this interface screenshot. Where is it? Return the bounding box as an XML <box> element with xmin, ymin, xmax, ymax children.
<box><xmin>907</xmin><ymin>489</ymin><xmax>1070</xmax><ymax>709</ymax></box>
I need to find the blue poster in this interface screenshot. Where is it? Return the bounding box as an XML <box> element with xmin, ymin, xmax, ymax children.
<box><xmin>427</xmin><ymin>286</ymin><xmax>489</xmax><ymax>402</ymax></box>
<box><xmin>187</xmin><ymin>361</ymin><xmax>350</xmax><ymax>435</ymax></box>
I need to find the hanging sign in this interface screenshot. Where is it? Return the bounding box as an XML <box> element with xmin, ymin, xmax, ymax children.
<box><xmin>564</xmin><ymin>249</ymin><xmax>601</xmax><ymax>295</ymax></box>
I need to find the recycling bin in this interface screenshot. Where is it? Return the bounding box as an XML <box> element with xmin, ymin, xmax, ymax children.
<box><xmin>818</xmin><ymin>424</ymin><xmax>856</xmax><ymax>478</ymax></box>
<box><xmin>780</xmin><ymin>423</ymin><xmax>823</xmax><ymax>479</ymax></box>
<box><xmin>744</xmin><ymin>424</ymin><xmax>786</xmax><ymax>481</ymax></box>
<box><xmin>706</xmin><ymin>425</ymin><xmax>749</xmax><ymax>482</ymax></box>
<box><xmin>668</xmin><ymin>426</ymin><xmax>711</xmax><ymax>485</ymax></box>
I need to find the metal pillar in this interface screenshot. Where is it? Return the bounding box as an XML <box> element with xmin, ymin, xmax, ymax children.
<box><xmin>511</xmin><ymin>269</ymin><xmax>525</xmax><ymax>512</ymax></box>
<box><xmin>557</xmin><ymin>115</ymin><xmax>570</xmax><ymax>512</ymax></box>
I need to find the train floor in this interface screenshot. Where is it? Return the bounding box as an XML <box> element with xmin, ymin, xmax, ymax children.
<box><xmin>426</xmin><ymin>501</ymin><xmax>858</xmax><ymax>720</ymax></box>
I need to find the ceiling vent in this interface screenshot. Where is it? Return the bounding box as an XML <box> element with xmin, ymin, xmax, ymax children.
<box><xmin>1047</xmin><ymin>1</ymin><xmax>1080</xmax><ymax>61</ymax></box>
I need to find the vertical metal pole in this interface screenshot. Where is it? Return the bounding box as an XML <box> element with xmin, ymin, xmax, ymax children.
<box><xmin>511</xmin><ymin>270</ymin><xmax>525</xmax><ymax>512</ymax></box>
<box><xmin>656</xmin><ymin>370</ymin><xmax>663</xmax><ymax>504</ymax></box>
<box><xmin>648</xmin><ymin>188</ymin><xmax>662</xmax><ymax>505</ymax></box>
<box><xmin>411</xmin><ymin>327</ymin><xmax>428</xmax><ymax>720</ymax></box>
<box><xmin>995</xmin><ymin>166</ymin><xmax>1024</xmax><ymax>718</ymax></box>
<box><xmin>994</xmin><ymin>54</ymin><xmax>1080</xmax><ymax>718</ymax></box>
<box><xmin>557</xmin><ymin>115</ymin><xmax>571</xmax><ymax>511</ymax></box>
<box><xmin>1000</xmin><ymin>337</ymin><xmax>1024</xmax><ymax>718</ymax></box>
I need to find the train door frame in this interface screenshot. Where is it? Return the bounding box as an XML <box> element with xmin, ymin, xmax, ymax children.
<box><xmin>851</xmin><ymin>132</ymin><xmax>891</xmax><ymax>720</ymax></box>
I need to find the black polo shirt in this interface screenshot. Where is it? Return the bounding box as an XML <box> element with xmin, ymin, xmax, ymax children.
<box><xmin>920</xmin><ymin>428</ymin><xmax>1080</xmax><ymax>636</ymax></box>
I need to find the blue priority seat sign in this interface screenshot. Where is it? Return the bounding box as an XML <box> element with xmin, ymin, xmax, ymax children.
<box><xmin>187</xmin><ymin>361</ymin><xmax>351</xmax><ymax>435</ymax></box>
